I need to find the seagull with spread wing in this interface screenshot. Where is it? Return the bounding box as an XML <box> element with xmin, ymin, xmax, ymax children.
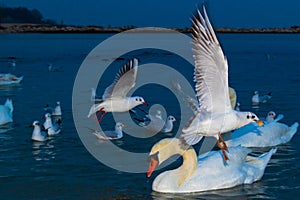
<box><xmin>87</xmin><ymin>58</ymin><xmax>148</xmax><ymax>123</ymax></box>
<box><xmin>180</xmin><ymin>7</ymin><xmax>263</xmax><ymax>161</ymax></box>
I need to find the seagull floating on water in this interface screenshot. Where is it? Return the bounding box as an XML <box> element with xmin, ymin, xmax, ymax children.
<box><xmin>88</xmin><ymin>122</ymin><xmax>125</xmax><ymax>140</ymax></box>
<box><xmin>252</xmin><ymin>91</ymin><xmax>272</xmax><ymax>105</ymax></box>
<box><xmin>266</xmin><ymin>111</ymin><xmax>283</xmax><ymax>122</ymax></box>
<box><xmin>0</xmin><ymin>99</ymin><xmax>13</xmax><ymax>126</ymax></box>
<box><xmin>0</xmin><ymin>73</ymin><xmax>23</xmax><ymax>85</ymax></box>
<box><xmin>31</xmin><ymin>121</ymin><xmax>48</xmax><ymax>142</ymax></box>
<box><xmin>44</xmin><ymin>101</ymin><xmax>62</xmax><ymax>116</ymax></box>
<box><xmin>87</xmin><ymin>58</ymin><xmax>148</xmax><ymax>123</ymax></box>
<box><xmin>180</xmin><ymin>8</ymin><xmax>263</xmax><ymax>161</ymax></box>
<box><xmin>43</xmin><ymin>113</ymin><xmax>61</xmax><ymax>136</ymax></box>
<box><xmin>138</xmin><ymin>110</ymin><xmax>178</xmax><ymax>133</ymax></box>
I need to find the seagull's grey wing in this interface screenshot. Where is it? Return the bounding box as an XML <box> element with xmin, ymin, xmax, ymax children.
<box><xmin>192</xmin><ymin>7</ymin><xmax>232</xmax><ymax>113</ymax></box>
<box><xmin>87</xmin><ymin>127</ymin><xmax>109</xmax><ymax>140</ymax></box>
<box><xmin>102</xmin><ymin>130</ymin><xmax>118</xmax><ymax>138</ymax></box>
<box><xmin>102</xmin><ymin>58</ymin><xmax>138</xmax><ymax>100</ymax></box>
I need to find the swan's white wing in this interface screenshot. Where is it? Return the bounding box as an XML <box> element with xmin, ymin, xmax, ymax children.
<box><xmin>102</xmin><ymin>58</ymin><xmax>138</xmax><ymax>100</ymax></box>
<box><xmin>192</xmin><ymin>8</ymin><xmax>231</xmax><ymax>113</ymax></box>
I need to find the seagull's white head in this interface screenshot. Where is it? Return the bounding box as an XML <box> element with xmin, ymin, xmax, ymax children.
<box><xmin>33</xmin><ymin>120</ymin><xmax>40</xmax><ymax>126</ymax></box>
<box><xmin>167</xmin><ymin>115</ymin><xmax>178</xmax><ymax>122</ymax></box>
<box><xmin>245</xmin><ymin>112</ymin><xmax>264</xmax><ymax>126</ymax></box>
<box><xmin>45</xmin><ymin>113</ymin><xmax>51</xmax><ymax>119</ymax></box>
<box><xmin>132</xmin><ymin>96</ymin><xmax>148</xmax><ymax>106</ymax></box>
<box><xmin>266</xmin><ymin>111</ymin><xmax>276</xmax><ymax>122</ymax></box>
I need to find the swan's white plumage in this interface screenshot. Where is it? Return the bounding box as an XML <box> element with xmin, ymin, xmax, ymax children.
<box><xmin>149</xmin><ymin>138</ymin><xmax>276</xmax><ymax>193</ymax></box>
<box><xmin>226</xmin><ymin>121</ymin><xmax>299</xmax><ymax>147</ymax></box>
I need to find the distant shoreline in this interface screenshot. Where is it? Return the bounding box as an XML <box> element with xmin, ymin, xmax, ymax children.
<box><xmin>1</xmin><ymin>23</ymin><xmax>300</xmax><ymax>34</ymax></box>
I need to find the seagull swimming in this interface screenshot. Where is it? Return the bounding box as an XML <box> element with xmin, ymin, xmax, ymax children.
<box><xmin>43</xmin><ymin>113</ymin><xmax>61</xmax><ymax>136</ymax></box>
<box><xmin>252</xmin><ymin>91</ymin><xmax>272</xmax><ymax>105</ymax></box>
<box><xmin>31</xmin><ymin>121</ymin><xmax>48</xmax><ymax>142</ymax></box>
<box><xmin>43</xmin><ymin>101</ymin><xmax>62</xmax><ymax>116</ymax></box>
<box><xmin>87</xmin><ymin>58</ymin><xmax>148</xmax><ymax>123</ymax></box>
<box><xmin>138</xmin><ymin>110</ymin><xmax>178</xmax><ymax>133</ymax></box>
<box><xmin>88</xmin><ymin>122</ymin><xmax>125</xmax><ymax>140</ymax></box>
<box><xmin>180</xmin><ymin>7</ymin><xmax>263</xmax><ymax>161</ymax></box>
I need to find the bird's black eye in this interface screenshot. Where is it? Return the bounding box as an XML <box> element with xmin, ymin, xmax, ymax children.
<box><xmin>252</xmin><ymin>115</ymin><xmax>255</xmax><ymax>119</ymax></box>
<box><xmin>247</xmin><ymin>115</ymin><xmax>250</xmax><ymax>119</ymax></box>
<box><xmin>135</xmin><ymin>98</ymin><xmax>138</xmax><ymax>101</ymax></box>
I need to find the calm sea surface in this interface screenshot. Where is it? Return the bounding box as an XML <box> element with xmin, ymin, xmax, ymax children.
<box><xmin>0</xmin><ymin>33</ymin><xmax>300</xmax><ymax>199</ymax></box>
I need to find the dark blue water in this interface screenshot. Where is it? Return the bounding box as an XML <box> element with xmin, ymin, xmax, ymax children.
<box><xmin>0</xmin><ymin>33</ymin><xmax>299</xmax><ymax>199</ymax></box>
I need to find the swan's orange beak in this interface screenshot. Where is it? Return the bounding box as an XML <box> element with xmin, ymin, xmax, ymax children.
<box><xmin>147</xmin><ymin>157</ymin><xmax>158</xmax><ymax>178</ymax></box>
<box><xmin>256</xmin><ymin>120</ymin><xmax>264</xmax><ymax>126</ymax></box>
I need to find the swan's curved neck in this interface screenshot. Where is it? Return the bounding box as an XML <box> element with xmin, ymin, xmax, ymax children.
<box><xmin>151</xmin><ymin>139</ymin><xmax>197</xmax><ymax>186</ymax></box>
<box><xmin>176</xmin><ymin>146</ymin><xmax>197</xmax><ymax>186</ymax></box>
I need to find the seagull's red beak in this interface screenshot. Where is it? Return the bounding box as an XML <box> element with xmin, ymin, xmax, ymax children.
<box><xmin>147</xmin><ymin>157</ymin><xmax>158</xmax><ymax>178</ymax></box>
<box><xmin>143</xmin><ymin>102</ymin><xmax>148</xmax><ymax>106</ymax></box>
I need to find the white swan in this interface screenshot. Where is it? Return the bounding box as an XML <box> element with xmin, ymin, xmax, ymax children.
<box><xmin>147</xmin><ymin>138</ymin><xmax>276</xmax><ymax>193</ymax></box>
<box><xmin>226</xmin><ymin>120</ymin><xmax>298</xmax><ymax>148</ymax></box>
<box><xmin>0</xmin><ymin>99</ymin><xmax>13</xmax><ymax>125</ymax></box>
<box><xmin>31</xmin><ymin>121</ymin><xmax>48</xmax><ymax>142</ymax></box>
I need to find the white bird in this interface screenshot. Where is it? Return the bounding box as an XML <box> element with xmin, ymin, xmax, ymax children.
<box><xmin>226</xmin><ymin>116</ymin><xmax>298</xmax><ymax>148</ymax></box>
<box><xmin>147</xmin><ymin>138</ymin><xmax>276</xmax><ymax>193</ymax></box>
<box><xmin>252</xmin><ymin>91</ymin><xmax>272</xmax><ymax>105</ymax></box>
<box><xmin>0</xmin><ymin>99</ymin><xmax>13</xmax><ymax>125</ymax></box>
<box><xmin>89</xmin><ymin>122</ymin><xmax>125</xmax><ymax>140</ymax></box>
<box><xmin>43</xmin><ymin>113</ymin><xmax>61</xmax><ymax>136</ymax></box>
<box><xmin>161</xmin><ymin>116</ymin><xmax>178</xmax><ymax>133</ymax></box>
<box><xmin>43</xmin><ymin>101</ymin><xmax>62</xmax><ymax>116</ymax></box>
<box><xmin>180</xmin><ymin>8</ymin><xmax>263</xmax><ymax>160</ymax></box>
<box><xmin>139</xmin><ymin>110</ymin><xmax>178</xmax><ymax>133</ymax></box>
<box><xmin>31</xmin><ymin>121</ymin><xmax>48</xmax><ymax>142</ymax></box>
<box><xmin>0</xmin><ymin>73</ymin><xmax>23</xmax><ymax>85</ymax></box>
<box><xmin>52</xmin><ymin>101</ymin><xmax>62</xmax><ymax>116</ymax></box>
<box><xmin>87</xmin><ymin>58</ymin><xmax>148</xmax><ymax>123</ymax></box>
<box><xmin>265</xmin><ymin>111</ymin><xmax>283</xmax><ymax>122</ymax></box>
